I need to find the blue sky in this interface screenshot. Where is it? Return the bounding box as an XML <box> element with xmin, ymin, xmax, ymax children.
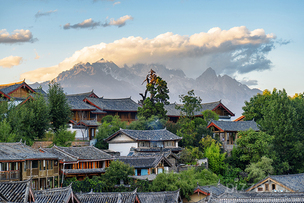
<box><xmin>1</xmin><ymin>0</ymin><xmax>303</xmax><ymax>95</ymax></box>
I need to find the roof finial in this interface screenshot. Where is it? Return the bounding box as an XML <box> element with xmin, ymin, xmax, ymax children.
<box><xmin>20</xmin><ymin>138</ymin><xmax>22</xmax><ymax>143</ymax></box>
<box><xmin>217</xmin><ymin>179</ymin><xmax>220</xmax><ymax>185</ymax></box>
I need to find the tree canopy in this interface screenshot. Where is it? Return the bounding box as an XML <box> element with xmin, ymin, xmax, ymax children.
<box><xmin>176</xmin><ymin>90</ymin><xmax>202</xmax><ymax>119</ymax></box>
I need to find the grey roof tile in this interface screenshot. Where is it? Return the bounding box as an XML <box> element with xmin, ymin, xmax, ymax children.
<box><xmin>117</xmin><ymin>155</ymin><xmax>172</xmax><ymax>168</ymax></box>
<box><xmin>67</xmin><ymin>91</ymin><xmax>99</xmax><ymax>100</ymax></box>
<box><xmin>0</xmin><ymin>142</ymin><xmax>58</xmax><ymax>161</ymax></box>
<box><xmin>106</xmin><ymin>129</ymin><xmax>182</xmax><ymax>142</ymax></box>
<box><xmin>77</xmin><ymin>120</ymin><xmax>101</xmax><ymax>127</ymax></box>
<box><xmin>55</xmin><ymin>145</ymin><xmax>113</xmax><ymax>160</ymax></box>
<box><xmin>77</xmin><ymin>189</ymin><xmax>137</xmax><ymax>203</ymax></box>
<box><xmin>34</xmin><ymin>184</ymin><xmax>80</xmax><ymax>203</ymax></box>
<box><xmin>85</xmin><ymin>97</ymin><xmax>140</xmax><ymax>112</ymax></box>
<box><xmin>137</xmin><ymin>190</ymin><xmax>181</xmax><ymax>203</ymax></box>
<box><xmin>165</xmin><ymin>101</ymin><xmax>234</xmax><ymax>116</ymax></box>
<box><xmin>67</xmin><ymin>96</ymin><xmax>96</xmax><ymax>110</ymax></box>
<box><xmin>194</xmin><ymin>184</ymin><xmax>228</xmax><ymax>197</ymax></box>
<box><xmin>41</xmin><ymin>147</ymin><xmax>78</xmax><ymax>162</ymax></box>
<box><xmin>64</xmin><ymin>168</ymin><xmax>106</xmax><ymax>174</ymax></box>
<box><xmin>209</xmin><ymin>120</ymin><xmax>259</xmax><ymax>131</ymax></box>
<box><xmin>0</xmin><ymin>179</ymin><xmax>33</xmax><ymax>203</ymax></box>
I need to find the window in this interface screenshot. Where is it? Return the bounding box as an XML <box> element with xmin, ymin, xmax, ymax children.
<box><xmin>265</xmin><ymin>184</ymin><xmax>269</xmax><ymax>191</ymax></box>
<box><xmin>137</xmin><ymin>169</ymin><xmax>141</xmax><ymax>176</ymax></box>
<box><xmin>258</xmin><ymin>187</ymin><xmax>263</xmax><ymax>191</ymax></box>
<box><xmin>0</xmin><ymin>163</ymin><xmax>8</xmax><ymax>171</ymax></box>
<box><xmin>32</xmin><ymin>160</ymin><xmax>38</xmax><ymax>169</ymax></box>
<box><xmin>54</xmin><ymin>160</ymin><xmax>58</xmax><ymax>166</ymax></box>
<box><xmin>50</xmin><ymin>160</ymin><xmax>53</xmax><ymax>169</ymax></box>
<box><xmin>272</xmin><ymin>184</ymin><xmax>276</xmax><ymax>190</ymax></box>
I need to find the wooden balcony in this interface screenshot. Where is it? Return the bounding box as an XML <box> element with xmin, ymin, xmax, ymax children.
<box><xmin>0</xmin><ymin>171</ymin><xmax>20</xmax><ymax>181</ymax></box>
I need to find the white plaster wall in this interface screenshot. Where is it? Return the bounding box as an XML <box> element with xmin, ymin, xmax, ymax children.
<box><xmin>254</xmin><ymin>181</ymin><xmax>291</xmax><ymax>192</ymax></box>
<box><xmin>109</xmin><ymin>142</ymin><xmax>138</xmax><ymax>156</ymax></box>
<box><xmin>67</xmin><ymin>124</ymin><xmax>88</xmax><ymax>140</ymax></box>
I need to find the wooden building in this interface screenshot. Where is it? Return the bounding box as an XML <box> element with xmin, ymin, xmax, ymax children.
<box><xmin>105</xmin><ymin>129</ymin><xmax>183</xmax><ymax>156</ymax></box>
<box><xmin>207</xmin><ymin>120</ymin><xmax>259</xmax><ymax>152</ymax></box>
<box><xmin>184</xmin><ymin>183</ymin><xmax>228</xmax><ymax>202</ymax></box>
<box><xmin>41</xmin><ymin>145</ymin><xmax>113</xmax><ymax>181</ymax></box>
<box><xmin>165</xmin><ymin>100</ymin><xmax>235</xmax><ymax>123</ymax></box>
<box><xmin>117</xmin><ymin>155</ymin><xmax>173</xmax><ymax>176</ymax></box>
<box><xmin>246</xmin><ymin>173</ymin><xmax>304</xmax><ymax>193</ymax></box>
<box><xmin>0</xmin><ymin>142</ymin><xmax>59</xmax><ymax>190</ymax></box>
<box><xmin>0</xmin><ymin>80</ymin><xmax>35</xmax><ymax>99</ymax></box>
<box><xmin>84</xmin><ymin>97</ymin><xmax>140</xmax><ymax>123</ymax></box>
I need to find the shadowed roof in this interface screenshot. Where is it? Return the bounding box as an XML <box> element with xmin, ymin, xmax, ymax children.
<box><xmin>67</xmin><ymin>95</ymin><xmax>97</xmax><ymax>110</ymax></box>
<box><xmin>54</xmin><ymin>145</ymin><xmax>113</xmax><ymax>160</ymax></box>
<box><xmin>207</xmin><ymin>120</ymin><xmax>259</xmax><ymax>132</ymax></box>
<box><xmin>85</xmin><ymin>97</ymin><xmax>140</xmax><ymax>112</ymax></box>
<box><xmin>0</xmin><ymin>179</ymin><xmax>34</xmax><ymax>203</ymax></box>
<box><xmin>67</xmin><ymin>91</ymin><xmax>99</xmax><ymax>100</ymax></box>
<box><xmin>117</xmin><ymin>155</ymin><xmax>172</xmax><ymax>168</ymax></box>
<box><xmin>138</xmin><ymin>190</ymin><xmax>181</xmax><ymax>203</ymax></box>
<box><xmin>77</xmin><ymin>189</ymin><xmax>138</xmax><ymax>203</ymax></box>
<box><xmin>34</xmin><ymin>184</ymin><xmax>80</xmax><ymax>203</ymax></box>
<box><xmin>106</xmin><ymin>129</ymin><xmax>182</xmax><ymax>142</ymax></box>
<box><xmin>194</xmin><ymin>184</ymin><xmax>228</xmax><ymax>197</ymax></box>
<box><xmin>165</xmin><ymin>100</ymin><xmax>234</xmax><ymax>117</ymax></box>
<box><xmin>0</xmin><ymin>142</ymin><xmax>58</xmax><ymax>161</ymax></box>
<box><xmin>246</xmin><ymin>173</ymin><xmax>304</xmax><ymax>192</ymax></box>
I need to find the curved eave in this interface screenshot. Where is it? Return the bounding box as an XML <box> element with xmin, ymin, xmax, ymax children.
<box><xmin>207</xmin><ymin>122</ymin><xmax>224</xmax><ymax>132</ymax></box>
<box><xmin>212</xmin><ymin>103</ymin><xmax>235</xmax><ymax>116</ymax></box>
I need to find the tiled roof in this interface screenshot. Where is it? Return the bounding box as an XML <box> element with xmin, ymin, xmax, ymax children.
<box><xmin>132</xmin><ymin>147</ymin><xmax>183</xmax><ymax>153</ymax></box>
<box><xmin>67</xmin><ymin>91</ymin><xmax>99</xmax><ymax>100</ymax></box>
<box><xmin>194</xmin><ymin>183</ymin><xmax>228</xmax><ymax>197</ymax></box>
<box><xmin>129</xmin><ymin>174</ymin><xmax>157</xmax><ymax>181</ymax></box>
<box><xmin>77</xmin><ymin>189</ymin><xmax>137</xmax><ymax>203</ymax></box>
<box><xmin>247</xmin><ymin>173</ymin><xmax>304</xmax><ymax>192</ymax></box>
<box><xmin>129</xmin><ymin>150</ymin><xmax>179</xmax><ymax>160</ymax></box>
<box><xmin>55</xmin><ymin>145</ymin><xmax>113</xmax><ymax>160</ymax></box>
<box><xmin>41</xmin><ymin>147</ymin><xmax>78</xmax><ymax>162</ymax></box>
<box><xmin>64</xmin><ymin>168</ymin><xmax>106</xmax><ymax>174</ymax></box>
<box><xmin>67</xmin><ymin>96</ymin><xmax>96</xmax><ymax>110</ymax></box>
<box><xmin>91</xmin><ymin>108</ymin><xmax>106</xmax><ymax>114</ymax></box>
<box><xmin>0</xmin><ymin>142</ymin><xmax>58</xmax><ymax>161</ymax></box>
<box><xmin>34</xmin><ymin>184</ymin><xmax>80</xmax><ymax>203</ymax></box>
<box><xmin>210</xmin><ymin>191</ymin><xmax>304</xmax><ymax>202</ymax></box>
<box><xmin>165</xmin><ymin>101</ymin><xmax>224</xmax><ymax>116</ymax></box>
<box><xmin>137</xmin><ymin>190</ymin><xmax>181</xmax><ymax>203</ymax></box>
<box><xmin>117</xmin><ymin>155</ymin><xmax>172</xmax><ymax>168</ymax></box>
<box><xmin>0</xmin><ymin>81</ymin><xmax>35</xmax><ymax>95</ymax></box>
<box><xmin>77</xmin><ymin>120</ymin><xmax>101</xmax><ymax>127</ymax></box>
<box><xmin>85</xmin><ymin>97</ymin><xmax>140</xmax><ymax>112</ymax></box>
<box><xmin>106</xmin><ymin>129</ymin><xmax>182</xmax><ymax>142</ymax></box>
<box><xmin>33</xmin><ymin>88</ymin><xmax>47</xmax><ymax>96</ymax></box>
<box><xmin>0</xmin><ymin>179</ymin><xmax>34</xmax><ymax>203</ymax></box>
<box><xmin>208</xmin><ymin>120</ymin><xmax>259</xmax><ymax>132</ymax></box>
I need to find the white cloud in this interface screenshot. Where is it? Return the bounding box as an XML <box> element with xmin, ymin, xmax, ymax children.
<box><xmin>113</xmin><ymin>1</ymin><xmax>120</xmax><ymax>6</ymax></box>
<box><xmin>109</xmin><ymin>15</ymin><xmax>133</xmax><ymax>27</ymax></box>
<box><xmin>21</xmin><ymin>26</ymin><xmax>277</xmax><ymax>82</ymax></box>
<box><xmin>0</xmin><ymin>29</ymin><xmax>36</xmax><ymax>44</ymax></box>
<box><xmin>35</xmin><ymin>10</ymin><xmax>57</xmax><ymax>18</ymax></box>
<box><xmin>34</xmin><ymin>49</ymin><xmax>40</xmax><ymax>59</ymax></box>
<box><xmin>63</xmin><ymin>18</ymin><xmax>100</xmax><ymax>29</ymax></box>
<box><xmin>0</xmin><ymin>56</ymin><xmax>23</xmax><ymax>68</ymax></box>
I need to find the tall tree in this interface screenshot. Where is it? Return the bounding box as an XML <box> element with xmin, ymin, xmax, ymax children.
<box><xmin>176</xmin><ymin>90</ymin><xmax>202</xmax><ymax>119</ymax></box>
<box><xmin>204</xmin><ymin>142</ymin><xmax>226</xmax><ymax>174</ymax></box>
<box><xmin>47</xmin><ymin>81</ymin><xmax>71</xmax><ymax>132</ymax></box>
<box><xmin>138</xmin><ymin>69</ymin><xmax>169</xmax><ymax>119</ymax></box>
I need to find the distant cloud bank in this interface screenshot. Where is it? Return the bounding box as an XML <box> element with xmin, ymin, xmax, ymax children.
<box><xmin>0</xmin><ymin>29</ymin><xmax>36</xmax><ymax>44</ymax></box>
<box><xmin>63</xmin><ymin>15</ymin><xmax>133</xmax><ymax>29</ymax></box>
<box><xmin>35</xmin><ymin>10</ymin><xmax>57</xmax><ymax>18</ymax></box>
<box><xmin>0</xmin><ymin>56</ymin><xmax>23</xmax><ymax>68</ymax></box>
<box><xmin>21</xmin><ymin>26</ymin><xmax>282</xmax><ymax>82</ymax></box>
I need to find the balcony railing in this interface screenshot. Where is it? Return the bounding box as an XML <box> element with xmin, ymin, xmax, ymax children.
<box><xmin>0</xmin><ymin>171</ymin><xmax>20</xmax><ymax>181</ymax></box>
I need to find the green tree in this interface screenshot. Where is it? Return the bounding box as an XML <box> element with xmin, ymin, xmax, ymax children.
<box><xmin>138</xmin><ymin>69</ymin><xmax>169</xmax><ymax>119</ymax></box>
<box><xmin>23</xmin><ymin>93</ymin><xmax>50</xmax><ymax>139</ymax></box>
<box><xmin>245</xmin><ymin>156</ymin><xmax>274</xmax><ymax>183</ymax></box>
<box><xmin>103</xmin><ymin>160</ymin><xmax>134</xmax><ymax>186</ymax></box>
<box><xmin>0</xmin><ymin>119</ymin><xmax>16</xmax><ymax>142</ymax></box>
<box><xmin>95</xmin><ymin>115</ymin><xmax>127</xmax><ymax>149</ymax></box>
<box><xmin>47</xmin><ymin>81</ymin><xmax>71</xmax><ymax>132</ymax></box>
<box><xmin>233</xmin><ymin>129</ymin><xmax>274</xmax><ymax>170</ymax></box>
<box><xmin>128</xmin><ymin>115</ymin><xmax>166</xmax><ymax>130</ymax></box>
<box><xmin>176</xmin><ymin>90</ymin><xmax>202</xmax><ymax>119</ymax></box>
<box><xmin>53</xmin><ymin>127</ymin><xmax>75</xmax><ymax>147</ymax></box>
<box><xmin>204</xmin><ymin>142</ymin><xmax>226</xmax><ymax>174</ymax></box>
<box><xmin>202</xmin><ymin>109</ymin><xmax>219</xmax><ymax>123</ymax></box>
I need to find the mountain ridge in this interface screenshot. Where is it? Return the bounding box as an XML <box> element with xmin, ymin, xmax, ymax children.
<box><xmin>30</xmin><ymin>60</ymin><xmax>261</xmax><ymax>117</ymax></box>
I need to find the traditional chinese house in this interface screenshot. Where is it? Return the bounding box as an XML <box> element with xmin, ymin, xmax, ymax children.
<box><xmin>105</xmin><ymin>129</ymin><xmax>182</xmax><ymax>156</ymax></box>
<box><xmin>185</xmin><ymin>183</ymin><xmax>228</xmax><ymax>202</ymax></box>
<box><xmin>165</xmin><ymin>100</ymin><xmax>235</xmax><ymax>123</ymax></box>
<box><xmin>207</xmin><ymin>120</ymin><xmax>259</xmax><ymax>152</ymax></box>
<box><xmin>117</xmin><ymin>155</ymin><xmax>173</xmax><ymax>176</ymax></box>
<box><xmin>84</xmin><ymin>97</ymin><xmax>140</xmax><ymax>123</ymax></box>
<box><xmin>0</xmin><ymin>178</ymin><xmax>35</xmax><ymax>202</ymax></box>
<box><xmin>0</xmin><ymin>80</ymin><xmax>35</xmax><ymax>100</ymax></box>
<box><xmin>137</xmin><ymin>190</ymin><xmax>182</xmax><ymax>203</ymax></box>
<box><xmin>246</xmin><ymin>173</ymin><xmax>304</xmax><ymax>193</ymax></box>
<box><xmin>0</xmin><ymin>142</ymin><xmax>59</xmax><ymax>190</ymax></box>
<box><xmin>41</xmin><ymin>145</ymin><xmax>113</xmax><ymax>181</ymax></box>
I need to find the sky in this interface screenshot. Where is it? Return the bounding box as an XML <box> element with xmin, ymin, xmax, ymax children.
<box><xmin>1</xmin><ymin>0</ymin><xmax>304</xmax><ymax>95</ymax></box>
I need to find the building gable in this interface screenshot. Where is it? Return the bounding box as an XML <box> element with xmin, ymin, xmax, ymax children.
<box><xmin>110</xmin><ymin>133</ymin><xmax>136</xmax><ymax>142</ymax></box>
